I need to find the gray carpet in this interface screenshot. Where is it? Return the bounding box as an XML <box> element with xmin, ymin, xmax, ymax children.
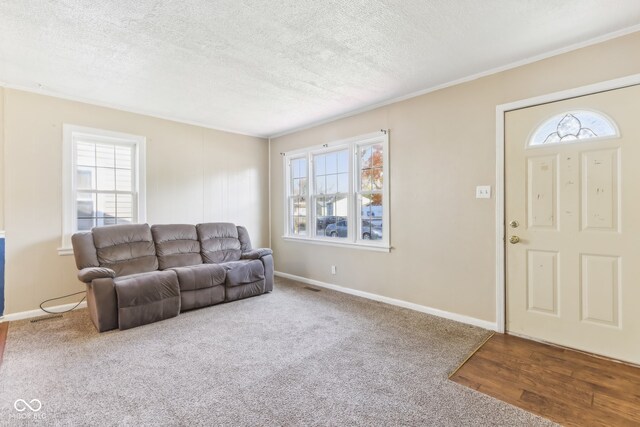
<box><xmin>0</xmin><ymin>278</ymin><xmax>555</xmax><ymax>426</ymax></box>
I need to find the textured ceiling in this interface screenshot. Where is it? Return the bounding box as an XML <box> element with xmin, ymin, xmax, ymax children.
<box><xmin>1</xmin><ymin>1</ymin><xmax>639</xmax><ymax>137</ymax></box>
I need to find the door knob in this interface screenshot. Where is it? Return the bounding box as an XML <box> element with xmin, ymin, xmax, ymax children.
<box><xmin>509</xmin><ymin>220</ymin><xmax>519</xmax><ymax>228</ymax></box>
<box><xmin>509</xmin><ymin>235</ymin><xmax>520</xmax><ymax>244</ymax></box>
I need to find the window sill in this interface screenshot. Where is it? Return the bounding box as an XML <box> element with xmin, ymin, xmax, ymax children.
<box><xmin>57</xmin><ymin>247</ymin><xmax>74</xmax><ymax>256</ymax></box>
<box><xmin>282</xmin><ymin>236</ymin><xmax>391</xmax><ymax>252</ymax></box>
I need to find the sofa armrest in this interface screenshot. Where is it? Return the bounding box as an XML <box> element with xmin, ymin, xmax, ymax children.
<box><xmin>86</xmin><ymin>277</ymin><xmax>118</xmax><ymax>332</ymax></box>
<box><xmin>241</xmin><ymin>248</ymin><xmax>273</xmax><ymax>260</ymax></box>
<box><xmin>78</xmin><ymin>267</ymin><xmax>116</xmax><ymax>283</ymax></box>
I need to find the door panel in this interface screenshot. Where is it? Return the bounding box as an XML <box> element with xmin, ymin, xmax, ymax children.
<box><xmin>527</xmin><ymin>155</ymin><xmax>558</xmax><ymax>229</ymax></box>
<box><xmin>581</xmin><ymin>148</ymin><xmax>619</xmax><ymax>231</ymax></box>
<box><xmin>505</xmin><ymin>84</ymin><xmax>640</xmax><ymax>365</ymax></box>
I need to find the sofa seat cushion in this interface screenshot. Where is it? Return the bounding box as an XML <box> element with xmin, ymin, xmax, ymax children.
<box><xmin>114</xmin><ymin>270</ymin><xmax>180</xmax><ymax>330</ymax></box>
<box><xmin>225</xmin><ymin>281</ymin><xmax>265</xmax><ymax>302</ymax></box>
<box><xmin>181</xmin><ymin>287</ymin><xmax>225</xmax><ymax>312</ymax></box>
<box><xmin>221</xmin><ymin>260</ymin><xmax>265</xmax><ymax>287</ymax></box>
<box><xmin>170</xmin><ymin>263</ymin><xmax>226</xmax><ymax>292</ymax></box>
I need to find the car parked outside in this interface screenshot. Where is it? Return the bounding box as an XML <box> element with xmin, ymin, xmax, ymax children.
<box><xmin>325</xmin><ymin>219</ymin><xmax>382</xmax><ymax>240</ymax></box>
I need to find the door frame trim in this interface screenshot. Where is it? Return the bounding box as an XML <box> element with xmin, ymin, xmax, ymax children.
<box><xmin>495</xmin><ymin>73</ymin><xmax>640</xmax><ymax>333</ymax></box>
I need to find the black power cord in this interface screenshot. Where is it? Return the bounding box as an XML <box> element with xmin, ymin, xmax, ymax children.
<box><xmin>39</xmin><ymin>291</ymin><xmax>87</xmax><ymax>314</ymax></box>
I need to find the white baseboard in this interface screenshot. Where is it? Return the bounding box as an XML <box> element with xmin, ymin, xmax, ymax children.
<box><xmin>275</xmin><ymin>271</ymin><xmax>498</xmax><ymax>331</ymax></box>
<box><xmin>1</xmin><ymin>301</ymin><xmax>87</xmax><ymax>322</ymax></box>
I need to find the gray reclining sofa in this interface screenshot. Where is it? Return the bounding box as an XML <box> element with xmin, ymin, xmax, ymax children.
<box><xmin>71</xmin><ymin>222</ymin><xmax>273</xmax><ymax>332</ymax></box>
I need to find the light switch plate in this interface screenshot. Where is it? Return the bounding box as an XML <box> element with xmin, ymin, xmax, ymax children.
<box><xmin>476</xmin><ymin>185</ymin><xmax>491</xmax><ymax>199</ymax></box>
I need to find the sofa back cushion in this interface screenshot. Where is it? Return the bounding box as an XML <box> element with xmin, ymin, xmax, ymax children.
<box><xmin>236</xmin><ymin>226</ymin><xmax>253</xmax><ymax>252</ymax></box>
<box><xmin>151</xmin><ymin>224</ymin><xmax>202</xmax><ymax>269</ymax></box>
<box><xmin>92</xmin><ymin>224</ymin><xmax>159</xmax><ymax>277</ymax></box>
<box><xmin>196</xmin><ymin>222</ymin><xmax>242</xmax><ymax>263</ymax></box>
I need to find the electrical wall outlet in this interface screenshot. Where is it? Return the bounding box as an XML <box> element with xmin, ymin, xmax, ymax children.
<box><xmin>331</xmin><ymin>265</ymin><xmax>336</xmax><ymax>275</ymax></box>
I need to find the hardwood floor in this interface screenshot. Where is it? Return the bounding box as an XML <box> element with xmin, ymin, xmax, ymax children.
<box><xmin>450</xmin><ymin>334</ymin><xmax>640</xmax><ymax>426</ymax></box>
<box><xmin>0</xmin><ymin>321</ymin><xmax>8</xmax><ymax>367</ymax></box>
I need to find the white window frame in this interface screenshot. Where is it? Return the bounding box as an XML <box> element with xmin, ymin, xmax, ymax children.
<box><xmin>283</xmin><ymin>130</ymin><xmax>390</xmax><ymax>252</ymax></box>
<box><xmin>59</xmin><ymin>125</ymin><xmax>147</xmax><ymax>256</ymax></box>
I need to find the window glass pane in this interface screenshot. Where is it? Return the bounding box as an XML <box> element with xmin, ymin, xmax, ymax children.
<box><xmin>316</xmin><ymin>176</ymin><xmax>326</xmax><ymax>195</ymax></box>
<box><xmin>117</xmin><ymin>194</ymin><xmax>133</xmax><ymax>218</ymax></box>
<box><xmin>360</xmin><ymin>146</ymin><xmax>372</xmax><ymax>169</ymax></box>
<box><xmin>338</xmin><ymin>150</ymin><xmax>349</xmax><ymax>173</ymax></box>
<box><xmin>294</xmin><ymin>160</ymin><xmax>300</xmax><ymax>179</ymax></box>
<box><xmin>76</xmin><ymin>142</ymin><xmax>96</xmax><ymax>167</ymax></box>
<box><xmin>316</xmin><ymin>196</ymin><xmax>336</xmax><ymax>238</ymax></box>
<box><xmin>371</xmin><ymin>143</ymin><xmax>383</xmax><ymax>168</ymax></box>
<box><xmin>361</xmin><ymin>169</ymin><xmax>372</xmax><ymax>192</ymax></box>
<box><xmin>372</xmin><ymin>167</ymin><xmax>383</xmax><ymax>190</ymax></box>
<box><xmin>117</xmin><ymin>218</ymin><xmax>132</xmax><ymax>225</ymax></box>
<box><xmin>326</xmin><ymin>152</ymin><xmax>337</xmax><ymax>174</ymax></box>
<box><xmin>530</xmin><ymin>110</ymin><xmax>617</xmax><ymax>146</ymax></box>
<box><xmin>326</xmin><ymin>174</ymin><xmax>337</xmax><ymax>193</ymax></box>
<box><xmin>77</xmin><ymin>218</ymin><xmax>95</xmax><ymax>231</ymax></box>
<box><xmin>299</xmin><ymin>177</ymin><xmax>307</xmax><ymax>196</ymax></box>
<box><xmin>323</xmin><ymin>216</ymin><xmax>342</xmax><ymax>238</ymax></box>
<box><xmin>315</xmin><ymin>196</ymin><xmax>330</xmax><ymax>219</ymax></box>
<box><xmin>314</xmin><ymin>154</ymin><xmax>325</xmax><ymax>176</ymax></box>
<box><xmin>292</xmin><ymin>178</ymin><xmax>300</xmax><ymax>196</ymax></box>
<box><xmin>77</xmin><ymin>192</ymin><xmax>96</xmax><ymax>217</ymax></box>
<box><xmin>360</xmin><ymin>143</ymin><xmax>383</xmax><ymax>192</ymax></box>
<box><xmin>96</xmin><ymin>144</ymin><xmax>115</xmax><ymax>168</ymax></box>
<box><xmin>335</xmin><ymin>194</ymin><xmax>348</xmax><ymax>217</ymax></box>
<box><xmin>295</xmin><ymin>216</ymin><xmax>306</xmax><ymax>234</ymax></box>
<box><xmin>96</xmin><ymin>167</ymin><xmax>115</xmax><ymax>191</ymax></box>
<box><xmin>292</xmin><ymin>197</ymin><xmax>307</xmax><ymax>235</ymax></box>
<box><xmin>292</xmin><ymin>158</ymin><xmax>301</xmax><ymax>179</ymax></box>
<box><xmin>76</xmin><ymin>167</ymin><xmax>95</xmax><ymax>190</ymax></box>
<box><xmin>97</xmin><ymin>217</ymin><xmax>117</xmax><ymax>227</ymax></box>
<box><xmin>361</xmin><ymin>194</ymin><xmax>383</xmax><ymax>240</ymax></box>
<box><xmin>337</xmin><ymin>173</ymin><xmax>349</xmax><ymax>193</ymax></box>
<box><xmin>316</xmin><ymin>193</ymin><xmax>349</xmax><ymax>237</ymax></box>
<box><xmin>97</xmin><ymin>193</ymin><xmax>116</xmax><ymax>218</ymax></box>
<box><xmin>115</xmin><ymin>146</ymin><xmax>132</xmax><ymax>170</ymax></box>
<box><xmin>115</xmin><ymin>168</ymin><xmax>132</xmax><ymax>191</ymax></box>
<box><xmin>325</xmin><ymin>219</ymin><xmax>347</xmax><ymax>238</ymax></box>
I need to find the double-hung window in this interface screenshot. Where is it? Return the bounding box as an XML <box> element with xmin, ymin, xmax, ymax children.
<box><xmin>284</xmin><ymin>131</ymin><xmax>389</xmax><ymax>250</ymax></box>
<box><xmin>59</xmin><ymin>125</ymin><xmax>146</xmax><ymax>255</ymax></box>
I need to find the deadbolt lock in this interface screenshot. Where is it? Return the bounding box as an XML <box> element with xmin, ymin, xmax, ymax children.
<box><xmin>509</xmin><ymin>235</ymin><xmax>520</xmax><ymax>244</ymax></box>
<box><xmin>509</xmin><ymin>220</ymin><xmax>519</xmax><ymax>228</ymax></box>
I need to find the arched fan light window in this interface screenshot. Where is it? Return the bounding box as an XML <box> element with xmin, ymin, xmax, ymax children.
<box><xmin>530</xmin><ymin>110</ymin><xmax>618</xmax><ymax>146</ymax></box>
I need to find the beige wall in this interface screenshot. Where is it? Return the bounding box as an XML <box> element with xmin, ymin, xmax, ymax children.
<box><xmin>1</xmin><ymin>89</ymin><xmax>268</xmax><ymax>314</ymax></box>
<box><xmin>0</xmin><ymin>87</ymin><xmax>4</xmax><ymax>230</ymax></box>
<box><xmin>270</xmin><ymin>32</ymin><xmax>640</xmax><ymax>324</ymax></box>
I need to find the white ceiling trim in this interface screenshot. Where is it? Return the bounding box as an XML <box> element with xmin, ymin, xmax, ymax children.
<box><xmin>1</xmin><ymin>23</ymin><xmax>639</xmax><ymax>141</ymax></box>
<box><xmin>269</xmin><ymin>23</ymin><xmax>640</xmax><ymax>139</ymax></box>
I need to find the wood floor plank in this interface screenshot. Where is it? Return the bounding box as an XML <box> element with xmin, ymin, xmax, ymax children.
<box><xmin>449</xmin><ymin>372</ymin><xmax>482</xmax><ymax>390</ymax></box>
<box><xmin>0</xmin><ymin>321</ymin><xmax>8</xmax><ymax>367</ymax></box>
<box><xmin>450</xmin><ymin>334</ymin><xmax>640</xmax><ymax>426</ymax></box>
<box><xmin>593</xmin><ymin>392</ymin><xmax>640</xmax><ymax>423</ymax></box>
<box><xmin>471</xmin><ymin>352</ymin><xmax>594</xmax><ymax>407</ymax></box>
<box><xmin>519</xmin><ymin>389</ymin><xmax>637</xmax><ymax>427</ymax></box>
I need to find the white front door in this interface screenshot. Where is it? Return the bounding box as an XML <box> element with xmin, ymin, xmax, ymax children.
<box><xmin>505</xmin><ymin>84</ymin><xmax>640</xmax><ymax>365</ymax></box>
